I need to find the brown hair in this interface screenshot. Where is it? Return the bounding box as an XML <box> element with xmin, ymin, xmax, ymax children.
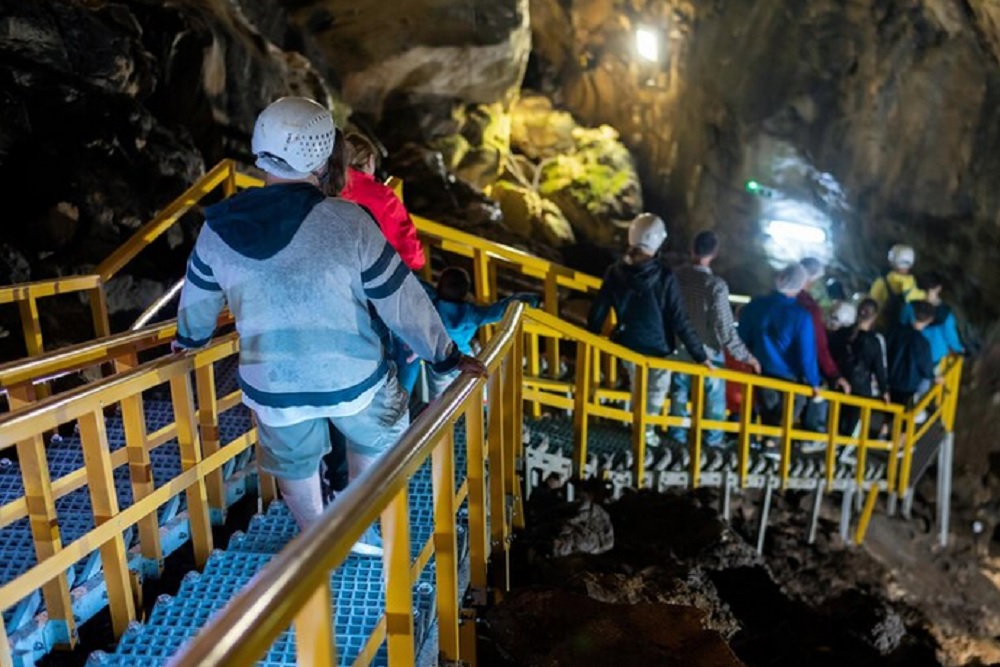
<box><xmin>346</xmin><ymin>132</ymin><xmax>379</xmax><ymax>171</ymax></box>
<box><xmin>322</xmin><ymin>128</ymin><xmax>348</xmax><ymax>196</ymax></box>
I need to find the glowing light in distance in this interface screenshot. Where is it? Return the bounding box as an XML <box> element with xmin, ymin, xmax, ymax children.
<box><xmin>765</xmin><ymin>219</ymin><xmax>827</xmax><ymax>244</ymax></box>
<box><xmin>636</xmin><ymin>26</ymin><xmax>659</xmax><ymax>62</ymax></box>
<box><xmin>746</xmin><ymin>180</ymin><xmax>761</xmax><ymax>193</ymax></box>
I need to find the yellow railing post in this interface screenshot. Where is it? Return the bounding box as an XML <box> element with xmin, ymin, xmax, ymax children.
<box><xmin>825</xmin><ymin>400</ymin><xmax>841</xmax><ymax>492</ymax></box>
<box><xmin>886</xmin><ymin>408</ymin><xmax>904</xmax><ymax>494</ymax></box>
<box><xmin>381</xmin><ymin>490</ymin><xmax>415</xmax><ymax>666</ymax></box>
<box><xmin>431</xmin><ymin>430</ymin><xmax>460</xmax><ymax>661</ymax></box>
<box><xmin>78</xmin><ymin>410</ymin><xmax>136</xmax><ymax>637</ymax></box>
<box><xmin>544</xmin><ymin>272</ymin><xmax>559</xmax><ymax>378</ymax></box>
<box><xmin>169</xmin><ymin>373</ymin><xmax>214</xmax><ymax>567</ymax></box>
<box><xmin>854</xmin><ymin>484</ymin><xmax>880</xmax><ymax>544</ymax></box>
<box><xmin>88</xmin><ymin>284</ymin><xmax>112</xmax><ymax>340</ymax></box>
<box><xmin>899</xmin><ymin>414</ymin><xmax>917</xmax><ymax>495</ymax></box>
<box><xmin>689</xmin><ymin>373</ymin><xmax>705</xmax><ymax>489</ymax></box>
<box><xmin>572</xmin><ymin>342</ymin><xmax>592</xmax><ymax>480</ymax></box>
<box><xmin>526</xmin><ymin>329</ymin><xmax>542</xmax><ymax>418</ymax></box>
<box><xmin>18</xmin><ymin>296</ymin><xmax>44</xmax><ymax>357</ymax></box>
<box><xmin>0</xmin><ymin>614</ymin><xmax>11</xmax><ymax>667</ymax></box>
<box><xmin>465</xmin><ymin>386</ymin><xmax>489</xmax><ymax>595</ymax></box>
<box><xmin>294</xmin><ymin>584</ymin><xmax>336</xmax><ymax>667</ymax></box>
<box><xmin>117</xmin><ymin>353</ymin><xmax>163</xmax><ymax>575</ymax></box>
<box><xmin>508</xmin><ymin>323</ymin><xmax>526</xmax><ymax>529</ymax></box>
<box><xmin>779</xmin><ymin>393</ymin><xmax>796</xmax><ymax>489</ymax></box>
<box><xmin>16</xmin><ymin>432</ymin><xmax>77</xmax><ymax>648</ymax></box>
<box><xmin>223</xmin><ymin>159</ymin><xmax>237</xmax><ymax>197</ymax></box>
<box><xmin>195</xmin><ymin>365</ymin><xmax>227</xmax><ymax>523</ymax></box>
<box><xmin>473</xmin><ymin>249</ymin><xmax>493</xmax><ymax>342</ymax></box>
<box><xmin>738</xmin><ymin>383</ymin><xmax>753</xmax><ymax>488</ymax></box>
<box><xmin>486</xmin><ymin>368</ymin><xmax>510</xmax><ymax>593</ymax></box>
<box><xmin>420</xmin><ymin>240</ymin><xmax>433</xmax><ymax>283</ymax></box>
<box><xmin>855</xmin><ymin>406</ymin><xmax>872</xmax><ymax>487</ymax></box>
<box><xmin>630</xmin><ymin>365</ymin><xmax>649</xmax><ymax>488</ymax></box>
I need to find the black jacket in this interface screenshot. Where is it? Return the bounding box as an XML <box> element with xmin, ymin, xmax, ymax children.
<box><xmin>829</xmin><ymin>328</ymin><xmax>888</xmax><ymax>398</ymax></box>
<box><xmin>887</xmin><ymin>326</ymin><xmax>935</xmax><ymax>394</ymax></box>
<box><xmin>587</xmin><ymin>257</ymin><xmax>707</xmax><ymax>362</ymax></box>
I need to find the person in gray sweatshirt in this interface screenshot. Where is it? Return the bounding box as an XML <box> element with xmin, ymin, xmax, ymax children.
<box><xmin>174</xmin><ymin>97</ymin><xmax>485</xmax><ymax>555</ymax></box>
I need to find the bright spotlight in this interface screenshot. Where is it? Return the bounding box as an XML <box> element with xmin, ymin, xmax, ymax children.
<box><xmin>636</xmin><ymin>26</ymin><xmax>659</xmax><ymax>62</ymax></box>
<box><xmin>766</xmin><ymin>219</ymin><xmax>827</xmax><ymax>244</ymax></box>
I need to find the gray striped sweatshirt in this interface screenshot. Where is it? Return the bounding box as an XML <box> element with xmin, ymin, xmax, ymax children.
<box><xmin>175</xmin><ymin>183</ymin><xmax>460</xmax><ymax>426</ymax></box>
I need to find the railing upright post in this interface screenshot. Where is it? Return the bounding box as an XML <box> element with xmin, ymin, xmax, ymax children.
<box><xmin>465</xmin><ymin>386</ymin><xmax>489</xmax><ymax>595</ymax></box>
<box><xmin>855</xmin><ymin>406</ymin><xmax>872</xmax><ymax>487</ymax></box>
<box><xmin>0</xmin><ymin>614</ymin><xmax>11</xmax><ymax>667</ymax></box>
<box><xmin>223</xmin><ymin>160</ymin><xmax>237</xmax><ymax>197</ymax></box>
<box><xmin>572</xmin><ymin>342</ymin><xmax>592</xmax><ymax>480</ymax></box>
<box><xmin>886</xmin><ymin>408</ymin><xmax>904</xmax><ymax>495</ymax></box>
<box><xmin>486</xmin><ymin>369</ymin><xmax>509</xmax><ymax>593</ymax></box>
<box><xmin>88</xmin><ymin>284</ymin><xmax>112</xmax><ymax>339</ymax></box>
<box><xmin>899</xmin><ymin>414</ymin><xmax>917</xmax><ymax>496</ymax></box>
<box><xmin>507</xmin><ymin>323</ymin><xmax>526</xmax><ymax>529</ymax></box>
<box><xmin>431</xmin><ymin>430</ymin><xmax>460</xmax><ymax>661</ymax></box>
<box><xmin>825</xmin><ymin>400</ymin><xmax>841</xmax><ymax>493</ymax></box>
<box><xmin>779</xmin><ymin>392</ymin><xmax>796</xmax><ymax>489</ymax></box>
<box><xmin>195</xmin><ymin>364</ymin><xmax>227</xmax><ymax>524</ymax></box>
<box><xmin>738</xmin><ymin>383</ymin><xmax>753</xmax><ymax>488</ymax></box>
<box><xmin>689</xmin><ymin>373</ymin><xmax>705</xmax><ymax>489</ymax></box>
<box><xmin>630</xmin><ymin>365</ymin><xmax>649</xmax><ymax>488</ymax></box>
<box><xmin>78</xmin><ymin>410</ymin><xmax>136</xmax><ymax>636</ymax></box>
<box><xmin>473</xmin><ymin>249</ymin><xmax>493</xmax><ymax>342</ymax></box>
<box><xmin>117</xmin><ymin>353</ymin><xmax>163</xmax><ymax>576</ymax></box>
<box><xmin>16</xmin><ymin>433</ymin><xmax>77</xmax><ymax>648</ymax></box>
<box><xmin>294</xmin><ymin>584</ymin><xmax>336</xmax><ymax>667</ymax></box>
<box><xmin>526</xmin><ymin>328</ymin><xmax>542</xmax><ymax>418</ymax></box>
<box><xmin>381</xmin><ymin>489</ymin><xmax>415</xmax><ymax>666</ymax></box>
<box><xmin>17</xmin><ymin>296</ymin><xmax>44</xmax><ymax>357</ymax></box>
<box><xmin>544</xmin><ymin>272</ymin><xmax>559</xmax><ymax>379</ymax></box>
<box><xmin>169</xmin><ymin>373</ymin><xmax>214</xmax><ymax>568</ymax></box>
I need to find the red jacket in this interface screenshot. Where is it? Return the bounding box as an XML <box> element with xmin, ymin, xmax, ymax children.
<box><xmin>341</xmin><ymin>168</ymin><xmax>426</xmax><ymax>270</ymax></box>
<box><xmin>796</xmin><ymin>291</ymin><xmax>841</xmax><ymax>382</ymax></box>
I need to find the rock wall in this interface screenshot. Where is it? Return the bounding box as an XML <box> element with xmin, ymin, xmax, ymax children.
<box><xmin>528</xmin><ymin>0</ymin><xmax>1000</xmax><ymax>331</ymax></box>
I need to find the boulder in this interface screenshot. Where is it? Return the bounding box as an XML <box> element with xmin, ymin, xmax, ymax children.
<box><xmin>493</xmin><ymin>181</ymin><xmax>576</xmax><ymax>247</ymax></box>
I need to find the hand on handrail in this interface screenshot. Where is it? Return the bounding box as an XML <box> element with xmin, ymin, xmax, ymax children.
<box><xmin>457</xmin><ymin>354</ymin><xmax>487</xmax><ymax>377</ymax></box>
<box><xmin>702</xmin><ymin>359</ymin><xmax>716</xmax><ymax>371</ymax></box>
<box><xmin>748</xmin><ymin>356</ymin><xmax>762</xmax><ymax>375</ymax></box>
<box><xmin>835</xmin><ymin>377</ymin><xmax>852</xmax><ymax>394</ymax></box>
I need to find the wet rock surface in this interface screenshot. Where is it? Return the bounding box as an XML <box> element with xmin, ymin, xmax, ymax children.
<box><xmin>482</xmin><ymin>490</ymin><xmax>974</xmax><ymax>666</ymax></box>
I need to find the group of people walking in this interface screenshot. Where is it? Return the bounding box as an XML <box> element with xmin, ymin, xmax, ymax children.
<box><xmin>588</xmin><ymin>216</ymin><xmax>964</xmax><ymax>453</ymax></box>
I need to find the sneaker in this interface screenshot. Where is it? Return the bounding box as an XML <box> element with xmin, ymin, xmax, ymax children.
<box><xmin>351</xmin><ymin>525</ymin><xmax>384</xmax><ymax>557</ymax></box>
<box><xmin>799</xmin><ymin>441</ymin><xmax>827</xmax><ymax>455</ymax></box>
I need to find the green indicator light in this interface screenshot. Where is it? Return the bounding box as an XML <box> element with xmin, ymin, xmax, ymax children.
<box><xmin>746</xmin><ymin>180</ymin><xmax>761</xmax><ymax>193</ymax></box>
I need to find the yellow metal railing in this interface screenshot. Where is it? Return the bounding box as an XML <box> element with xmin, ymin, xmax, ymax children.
<box><xmin>162</xmin><ymin>304</ymin><xmax>960</xmax><ymax>667</ymax></box>
<box><xmin>0</xmin><ymin>161</ymin><xmax>239</xmax><ymax>360</ymax></box>
<box><xmin>0</xmin><ymin>331</ymin><xmax>257</xmax><ymax>660</ymax></box>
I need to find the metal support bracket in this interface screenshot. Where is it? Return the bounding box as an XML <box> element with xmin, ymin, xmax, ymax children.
<box><xmin>808</xmin><ymin>481</ymin><xmax>823</xmax><ymax>545</ymax></box>
<box><xmin>756</xmin><ymin>477</ymin><xmax>774</xmax><ymax>555</ymax></box>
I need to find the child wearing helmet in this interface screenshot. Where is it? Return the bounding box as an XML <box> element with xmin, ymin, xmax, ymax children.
<box><xmin>870</xmin><ymin>244</ymin><xmax>925</xmax><ymax>330</ymax></box>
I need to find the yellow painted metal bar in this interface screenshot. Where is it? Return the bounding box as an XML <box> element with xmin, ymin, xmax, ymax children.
<box><xmin>855</xmin><ymin>407</ymin><xmax>872</xmax><ymax>487</ymax></box>
<box><xmin>510</xmin><ymin>323</ymin><xmax>526</xmax><ymax>530</ymax></box>
<box><xmin>464</xmin><ymin>387</ymin><xmax>488</xmax><ymax>591</ymax></box>
<box><xmin>96</xmin><ymin>160</ymin><xmax>233</xmax><ymax>280</ymax></box>
<box><xmin>780</xmin><ymin>395</ymin><xmax>796</xmax><ymax>489</ymax></box>
<box><xmin>737</xmin><ymin>383</ymin><xmax>753</xmax><ymax>488</ymax></box>
<box><xmin>0</xmin><ymin>435</ymin><xmax>251</xmax><ymax>610</ymax></box>
<box><xmin>431</xmin><ymin>430</ymin><xmax>460</xmax><ymax>661</ymax></box>
<box><xmin>294</xmin><ymin>584</ymin><xmax>336</xmax><ymax>667</ymax></box>
<box><xmin>572</xmin><ymin>342</ymin><xmax>592</xmax><ymax>479</ymax></box>
<box><xmin>825</xmin><ymin>400</ymin><xmax>841</xmax><ymax>492</ymax></box>
<box><xmin>118</xmin><ymin>353</ymin><xmax>163</xmax><ymax>574</ymax></box>
<box><xmin>234</xmin><ymin>171</ymin><xmax>264</xmax><ymax>190</ymax></box>
<box><xmin>521</xmin><ymin>388</ymin><xmax>574</xmax><ymax>410</ymax></box>
<box><xmin>195</xmin><ymin>365</ymin><xmax>226</xmax><ymax>521</ymax></box>
<box><xmin>353</xmin><ymin>618</ymin><xmax>387</xmax><ymax>667</ymax></box>
<box><xmin>88</xmin><ymin>285</ymin><xmax>111</xmax><ymax>340</ymax></box>
<box><xmin>486</xmin><ymin>369</ymin><xmax>507</xmax><ymax>574</ymax></box>
<box><xmin>169</xmin><ymin>373</ymin><xmax>214</xmax><ymax>568</ymax></box>
<box><xmin>526</xmin><ymin>330</ymin><xmax>542</xmax><ymax>418</ymax></box>
<box><xmin>631</xmin><ymin>365</ymin><xmax>649</xmax><ymax>488</ymax></box>
<box><xmin>689</xmin><ymin>374</ymin><xmax>705</xmax><ymax>489</ymax></box>
<box><xmin>0</xmin><ymin>614</ymin><xmax>10</xmax><ymax>667</ymax></box>
<box><xmin>16</xmin><ymin>433</ymin><xmax>77</xmax><ymax>647</ymax></box>
<box><xmin>899</xmin><ymin>415</ymin><xmax>917</xmax><ymax>495</ymax></box>
<box><xmin>18</xmin><ymin>297</ymin><xmax>44</xmax><ymax>357</ymax></box>
<box><xmin>854</xmin><ymin>485</ymin><xmax>881</xmax><ymax>544</ymax></box>
<box><xmin>381</xmin><ymin>490</ymin><xmax>415</xmax><ymax>667</ymax></box>
<box><xmin>543</xmin><ymin>272</ymin><xmax>560</xmax><ymax>379</ymax></box>
<box><xmin>0</xmin><ymin>274</ymin><xmax>102</xmax><ymax>305</ymax></box>
<box><xmin>78</xmin><ymin>410</ymin><xmax>136</xmax><ymax>636</ymax></box>
<box><xmin>590</xmin><ymin>402</ymin><xmax>633</xmax><ymax>422</ymax></box>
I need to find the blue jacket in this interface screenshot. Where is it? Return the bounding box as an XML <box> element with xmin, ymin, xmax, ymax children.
<box><xmin>900</xmin><ymin>302</ymin><xmax>964</xmax><ymax>365</ymax></box>
<box><xmin>888</xmin><ymin>326</ymin><xmax>936</xmax><ymax>394</ymax></box>
<box><xmin>738</xmin><ymin>291</ymin><xmax>821</xmax><ymax>387</ymax></box>
<box><xmin>432</xmin><ymin>294</ymin><xmax>537</xmax><ymax>355</ymax></box>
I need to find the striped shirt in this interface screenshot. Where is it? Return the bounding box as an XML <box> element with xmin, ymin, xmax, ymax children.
<box><xmin>674</xmin><ymin>264</ymin><xmax>753</xmax><ymax>362</ymax></box>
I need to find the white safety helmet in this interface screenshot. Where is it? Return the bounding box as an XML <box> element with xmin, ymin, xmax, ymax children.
<box><xmin>628</xmin><ymin>213</ymin><xmax>668</xmax><ymax>254</ymax></box>
<box><xmin>251</xmin><ymin>97</ymin><xmax>336</xmax><ymax>179</ymax></box>
<box><xmin>828</xmin><ymin>301</ymin><xmax>858</xmax><ymax>330</ymax></box>
<box><xmin>887</xmin><ymin>244</ymin><xmax>915</xmax><ymax>270</ymax></box>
